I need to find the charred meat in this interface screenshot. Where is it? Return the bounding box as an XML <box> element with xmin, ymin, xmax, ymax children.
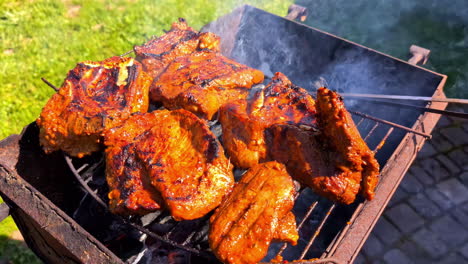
<box><xmin>150</xmin><ymin>50</ymin><xmax>263</xmax><ymax>119</ymax></box>
<box><xmin>219</xmin><ymin>72</ymin><xmax>316</xmax><ymax>168</ymax></box>
<box><xmin>267</xmin><ymin>123</ymin><xmax>361</xmax><ymax>204</ymax></box>
<box><xmin>316</xmin><ymin>87</ymin><xmax>380</xmax><ymax>201</ymax></box>
<box><xmin>104</xmin><ymin>109</ymin><xmax>234</xmax><ymax>220</ymax></box>
<box><xmin>135</xmin><ymin>19</ymin><xmax>263</xmax><ymax>120</ymax></box>
<box><xmin>267</xmin><ymin>87</ymin><xmax>380</xmax><ymax>204</ymax></box>
<box><xmin>220</xmin><ymin>72</ymin><xmax>378</xmax><ymax>204</ymax></box>
<box><xmin>209</xmin><ymin>161</ymin><xmax>298</xmax><ymax>264</ymax></box>
<box><xmin>151</xmin><ymin>49</ymin><xmax>264</xmax><ymax>120</ymax></box>
<box><xmin>134</xmin><ymin>18</ymin><xmax>220</xmax><ymax>81</ymax></box>
<box><xmin>37</xmin><ymin>56</ymin><xmax>151</xmax><ymax>157</ymax></box>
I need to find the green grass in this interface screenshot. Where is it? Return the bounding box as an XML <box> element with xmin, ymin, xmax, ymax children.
<box><xmin>0</xmin><ymin>0</ymin><xmax>292</xmax><ymax>140</ymax></box>
<box><xmin>0</xmin><ymin>0</ymin><xmax>291</xmax><ymax>262</ymax></box>
<box><xmin>0</xmin><ymin>236</ymin><xmax>41</xmax><ymax>264</ymax></box>
<box><xmin>0</xmin><ymin>196</ymin><xmax>41</xmax><ymax>263</ymax></box>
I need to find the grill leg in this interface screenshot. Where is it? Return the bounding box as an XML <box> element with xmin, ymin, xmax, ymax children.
<box><xmin>0</xmin><ymin>202</ymin><xmax>10</xmax><ymax>222</ymax></box>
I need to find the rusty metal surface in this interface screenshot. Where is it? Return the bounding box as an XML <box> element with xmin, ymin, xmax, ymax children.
<box><xmin>327</xmin><ymin>76</ymin><xmax>448</xmax><ymax>263</ymax></box>
<box><xmin>0</xmin><ymin>128</ymin><xmax>122</xmax><ymax>264</ymax></box>
<box><xmin>0</xmin><ymin>5</ymin><xmax>450</xmax><ymax>263</ymax></box>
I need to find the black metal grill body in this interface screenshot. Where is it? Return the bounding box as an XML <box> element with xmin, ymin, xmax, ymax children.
<box><xmin>0</xmin><ymin>5</ymin><xmax>447</xmax><ymax>264</ymax></box>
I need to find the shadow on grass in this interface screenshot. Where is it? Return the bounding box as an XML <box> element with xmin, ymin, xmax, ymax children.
<box><xmin>0</xmin><ymin>235</ymin><xmax>41</xmax><ymax>264</ymax></box>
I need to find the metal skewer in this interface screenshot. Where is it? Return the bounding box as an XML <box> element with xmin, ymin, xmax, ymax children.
<box><xmin>120</xmin><ymin>50</ymin><xmax>134</xmax><ymax>57</ymax></box>
<box><xmin>341</xmin><ymin>93</ymin><xmax>468</xmax><ymax>104</ymax></box>
<box><xmin>349</xmin><ymin>98</ymin><xmax>468</xmax><ymax>119</ymax></box>
<box><xmin>349</xmin><ymin>110</ymin><xmax>432</xmax><ymax>139</ymax></box>
<box><xmin>41</xmin><ymin>77</ymin><xmax>59</xmax><ymax>92</ymax></box>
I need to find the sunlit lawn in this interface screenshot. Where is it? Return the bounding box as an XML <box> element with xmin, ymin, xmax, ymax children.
<box><xmin>0</xmin><ymin>0</ymin><xmax>292</xmax><ymax>262</ymax></box>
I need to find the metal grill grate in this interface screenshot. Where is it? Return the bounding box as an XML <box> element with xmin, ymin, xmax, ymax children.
<box><xmin>64</xmin><ymin>111</ymin><xmax>424</xmax><ymax>263</ymax></box>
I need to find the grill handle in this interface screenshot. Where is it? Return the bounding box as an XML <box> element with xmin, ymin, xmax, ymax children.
<box><xmin>408</xmin><ymin>45</ymin><xmax>430</xmax><ymax>65</ymax></box>
<box><xmin>286</xmin><ymin>4</ymin><xmax>308</xmax><ymax>22</ymax></box>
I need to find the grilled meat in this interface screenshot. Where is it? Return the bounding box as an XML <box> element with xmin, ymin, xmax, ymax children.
<box><xmin>134</xmin><ymin>18</ymin><xmax>220</xmax><ymax>80</ymax></box>
<box><xmin>266</xmin><ymin>87</ymin><xmax>380</xmax><ymax>204</ymax></box>
<box><xmin>219</xmin><ymin>72</ymin><xmax>316</xmax><ymax>168</ymax></box>
<box><xmin>104</xmin><ymin>109</ymin><xmax>234</xmax><ymax>220</ymax></box>
<box><xmin>274</xmin><ymin>212</ymin><xmax>300</xmax><ymax>244</ymax></box>
<box><xmin>151</xmin><ymin>49</ymin><xmax>264</xmax><ymax>120</ymax></box>
<box><xmin>266</xmin><ymin>124</ymin><xmax>361</xmax><ymax>204</ymax></box>
<box><xmin>316</xmin><ymin>88</ymin><xmax>380</xmax><ymax>201</ymax></box>
<box><xmin>135</xmin><ymin>19</ymin><xmax>263</xmax><ymax>120</ymax></box>
<box><xmin>220</xmin><ymin>72</ymin><xmax>378</xmax><ymax>203</ymax></box>
<box><xmin>37</xmin><ymin>56</ymin><xmax>151</xmax><ymax>157</ymax></box>
<box><xmin>209</xmin><ymin>161</ymin><xmax>298</xmax><ymax>264</ymax></box>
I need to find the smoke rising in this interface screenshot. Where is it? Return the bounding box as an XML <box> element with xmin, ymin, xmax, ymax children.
<box><xmin>296</xmin><ymin>0</ymin><xmax>468</xmax><ymax>99</ymax></box>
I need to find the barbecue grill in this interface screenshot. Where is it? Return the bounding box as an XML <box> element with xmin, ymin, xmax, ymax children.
<box><xmin>0</xmin><ymin>5</ymin><xmax>447</xmax><ymax>264</ymax></box>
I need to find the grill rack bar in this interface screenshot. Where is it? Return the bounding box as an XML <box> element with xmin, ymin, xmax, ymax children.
<box><xmin>349</xmin><ymin>110</ymin><xmax>431</xmax><ymax>139</ymax></box>
<box><xmin>64</xmin><ymin>155</ymin><xmax>214</xmax><ymax>259</ymax></box>
<box><xmin>275</xmin><ymin>200</ymin><xmax>319</xmax><ymax>257</ymax></box>
<box><xmin>65</xmin><ymin>109</ymin><xmax>426</xmax><ymax>263</ymax></box>
<box><xmin>299</xmin><ymin>203</ymin><xmax>336</xmax><ymax>260</ymax></box>
<box><xmin>272</xmin><ymin>116</ymin><xmax>390</xmax><ymax>261</ymax></box>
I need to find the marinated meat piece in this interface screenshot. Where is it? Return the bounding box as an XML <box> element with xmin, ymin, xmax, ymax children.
<box><xmin>266</xmin><ymin>87</ymin><xmax>380</xmax><ymax>204</ymax></box>
<box><xmin>209</xmin><ymin>161</ymin><xmax>297</xmax><ymax>264</ymax></box>
<box><xmin>273</xmin><ymin>212</ymin><xmax>299</xmax><ymax>244</ymax></box>
<box><xmin>37</xmin><ymin>56</ymin><xmax>151</xmax><ymax>157</ymax></box>
<box><xmin>220</xmin><ymin>71</ymin><xmax>378</xmax><ymax>203</ymax></box>
<box><xmin>105</xmin><ymin>113</ymin><xmax>164</xmax><ymax>215</ymax></box>
<box><xmin>134</xmin><ymin>18</ymin><xmax>220</xmax><ymax>80</ymax></box>
<box><xmin>219</xmin><ymin>72</ymin><xmax>316</xmax><ymax>168</ymax></box>
<box><xmin>267</xmin><ymin>124</ymin><xmax>361</xmax><ymax>204</ymax></box>
<box><xmin>151</xmin><ymin>49</ymin><xmax>264</xmax><ymax>120</ymax></box>
<box><xmin>316</xmin><ymin>87</ymin><xmax>380</xmax><ymax>200</ymax></box>
<box><xmin>104</xmin><ymin>109</ymin><xmax>234</xmax><ymax>220</ymax></box>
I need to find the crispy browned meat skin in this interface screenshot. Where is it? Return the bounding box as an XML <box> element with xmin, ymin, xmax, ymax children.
<box><xmin>273</xmin><ymin>212</ymin><xmax>299</xmax><ymax>244</ymax></box>
<box><xmin>134</xmin><ymin>19</ymin><xmax>220</xmax><ymax>80</ymax></box>
<box><xmin>220</xmin><ymin>72</ymin><xmax>378</xmax><ymax>203</ymax></box>
<box><xmin>151</xmin><ymin>49</ymin><xmax>264</xmax><ymax>120</ymax></box>
<box><xmin>37</xmin><ymin>56</ymin><xmax>151</xmax><ymax>157</ymax></box>
<box><xmin>134</xmin><ymin>19</ymin><xmax>262</xmax><ymax>120</ymax></box>
<box><xmin>104</xmin><ymin>109</ymin><xmax>234</xmax><ymax>220</ymax></box>
<box><xmin>316</xmin><ymin>88</ymin><xmax>380</xmax><ymax>200</ymax></box>
<box><xmin>267</xmin><ymin>87</ymin><xmax>380</xmax><ymax>204</ymax></box>
<box><xmin>219</xmin><ymin>72</ymin><xmax>316</xmax><ymax>168</ymax></box>
<box><xmin>267</xmin><ymin>124</ymin><xmax>362</xmax><ymax>204</ymax></box>
<box><xmin>209</xmin><ymin>161</ymin><xmax>297</xmax><ymax>264</ymax></box>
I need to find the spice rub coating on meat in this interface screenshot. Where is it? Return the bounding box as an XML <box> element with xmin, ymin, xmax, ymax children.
<box><xmin>104</xmin><ymin>109</ymin><xmax>234</xmax><ymax>220</ymax></box>
<box><xmin>219</xmin><ymin>72</ymin><xmax>316</xmax><ymax>168</ymax></box>
<box><xmin>267</xmin><ymin>123</ymin><xmax>361</xmax><ymax>204</ymax></box>
<box><xmin>316</xmin><ymin>88</ymin><xmax>380</xmax><ymax>201</ymax></box>
<box><xmin>209</xmin><ymin>161</ymin><xmax>298</xmax><ymax>264</ymax></box>
<box><xmin>37</xmin><ymin>56</ymin><xmax>151</xmax><ymax>158</ymax></box>
<box><xmin>219</xmin><ymin>71</ymin><xmax>379</xmax><ymax>204</ymax></box>
<box><xmin>266</xmin><ymin>88</ymin><xmax>379</xmax><ymax>204</ymax></box>
<box><xmin>134</xmin><ymin>18</ymin><xmax>220</xmax><ymax>81</ymax></box>
<box><xmin>151</xmin><ymin>49</ymin><xmax>264</xmax><ymax>120</ymax></box>
<box><xmin>267</xmin><ymin>87</ymin><xmax>380</xmax><ymax>204</ymax></box>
